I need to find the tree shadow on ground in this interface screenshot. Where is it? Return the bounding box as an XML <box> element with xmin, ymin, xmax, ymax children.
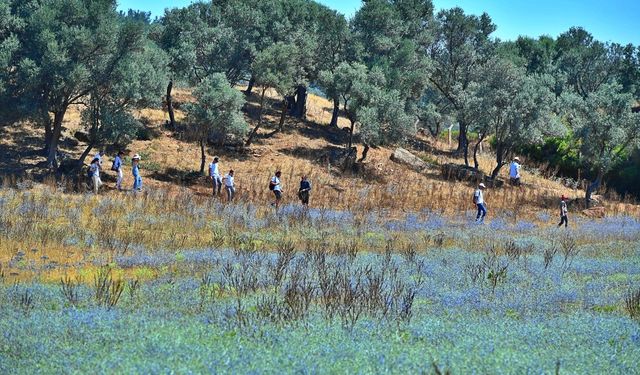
<box><xmin>149</xmin><ymin>167</ymin><xmax>204</xmax><ymax>186</ymax></box>
<box><xmin>294</xmin><ymin>120</ymin><xmax>349</xmax><ymax>146</ymax></box>
<box><xmin>404</xmin><ymin>136</ymin><xmax>456</xmax><ymax>157</ymax></box>
<box><xmin>280</xmin><ymin>144</ymin><xmax>386</xmax><ymax>183</ymax></box>
<box><xmin>0</xmin><ymin>127</ymin><xmax>46</xmax><ymax>176</ymax></box>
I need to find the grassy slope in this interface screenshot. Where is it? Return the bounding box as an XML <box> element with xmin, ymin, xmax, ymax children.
<box><xmin>1</xmin><ymin>85</ymin><xmax>638</xmax><ymax>218</ymax></box>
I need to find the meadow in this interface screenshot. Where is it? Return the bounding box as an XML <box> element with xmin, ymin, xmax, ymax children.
<box><xmin>0</xmin><ymin>185</ymin><xmax>639</xmax><ymax>373</ymax></box>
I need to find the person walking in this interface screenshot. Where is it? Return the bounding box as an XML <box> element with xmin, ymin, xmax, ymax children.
<box><xmin>94</xmin><ymin>150</ymin><xmax>104</xmax><ymax>168</ymax></box>
<box><xmin>270</xmin><ymin>171</ymin><xmax>283</xmax><ymax>208</ymax></box>
<box><xmin>89</xmin><ymin>157</ymin><xmax>102</xmax><ymax>194</ymax></box>
<box><xmin>209</xmin><ymin>157</ymin><xmax>222</xmax><ymax>197</ymax></box>
<box><xmin>509</xmin><ymin>157</ymin><xmax>522</xmax><ymax>186</ymax></box>
<box><xmin>132</xmin><ymin>154</ymin><xmax>142</xmax><ymax>192</ymax></box>
<box><xmin>298</xmin><ymin>175</ymin><xmax>311</xmax><ymax>207</ymax></box>
<box><xmin>473</xmin><ymin>183</ymin><xmax>487</xmax><ymax>223</ymax></box>
<box><xmin>558</xmin><ymin>195</ymin><xmax>569</xmax><ymax>228</ymax></box>
<box><xmin>112</xmin><ymin>151</ymin><xmax>124</xmax><ymax>191</ymax></box>
<box><xmin>223</xmin><ymin>169</ymin><xmax>235</xmax><ymax>202</ymax></box>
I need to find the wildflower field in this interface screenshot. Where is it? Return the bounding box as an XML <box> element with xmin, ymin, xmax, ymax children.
<box><xmin>1</xmin><ymin>186</ymin><xmax>639</xmax><ymax>373</ymax></box>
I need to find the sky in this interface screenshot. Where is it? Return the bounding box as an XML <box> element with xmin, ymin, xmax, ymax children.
<box><xmin>117</xmin><ymin>0</ymin><xmax>640</xmax><ymax>45</ymax></box>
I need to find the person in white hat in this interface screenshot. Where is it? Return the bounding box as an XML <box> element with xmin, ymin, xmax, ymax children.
<box><xmin>473</xmin><ymin>183</ymin><xmax>487</xmax><ymax>223</ymax></box>
<box><xmin>209</xmin><ymin>156</ymin><xmax>222</xmax><ymax>197</ymax></box>
<box><xmin>132</xmin><ymin>154</ymin><xmax>142</xmax><ymax>192</ymax></box>
<box><xmin>509</xmin><ymin>156</ymin><xmax>522</xmax><ymax>186</ymax></box>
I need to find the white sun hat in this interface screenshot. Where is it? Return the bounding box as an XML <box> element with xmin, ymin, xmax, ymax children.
<box><xmin>132</xmin><ymin>154</ymin><xmax>141</xmax><ymax>160</ymax></box>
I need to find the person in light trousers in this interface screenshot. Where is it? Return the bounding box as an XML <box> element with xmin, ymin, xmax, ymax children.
<box><xmin>132</xmin><ymin>154</ymin><xmax>142</xmax><ymax>192</ymax></box>
<box><xmin>90</xmin><ymin>157</ymin><xmax>102</xmax><ymax>194</ymax></box>
<box><xmin>223</xmin><ymin>170</ymin><xmax>235</xmax><ymax>202</ymax></box>
<box><xmin>113</xmin><ymin>151</ymin><xmax>124</xmax><ymax>191</ymax></box>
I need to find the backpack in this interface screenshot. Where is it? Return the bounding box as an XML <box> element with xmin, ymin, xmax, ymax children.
<box><xmin>111</xmin><ymin>159</ymin><xmax>118</xmax><ymax>171</ymax></box>
<box><xmin>87</xmin><ymin>165</ymin><xmax>93</xmax><ymax>178</ymax></box>
<box><xmin>472</xmin><ymin>191</ymin><xmax>478</xmax><ymax>204</ymax></box>
<box><xmin>269</xmin><ymin>180</ymin><xmax>275</xmax><ymax>191</ymax></box>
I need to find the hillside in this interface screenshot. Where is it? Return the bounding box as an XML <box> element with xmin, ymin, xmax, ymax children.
<box><xmin>1</xmin><ymin>86</ymin><xmax>638</xmax><ymax>220</ymax></box>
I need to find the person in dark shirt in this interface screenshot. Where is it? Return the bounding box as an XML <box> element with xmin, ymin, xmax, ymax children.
<box><xmin>298</xmin><ymin>175</ymin><xmax>311</xmax><ymax>207</ymax></box>
<box><xmin>558</xmin><ymin>195</ymin><xmax>568</xmax><ymax>228</ymax></box>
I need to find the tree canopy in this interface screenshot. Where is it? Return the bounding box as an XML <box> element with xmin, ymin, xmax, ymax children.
<box><xmin>1</xmin><ymin>0</ymin><xmax>640</xmax><ymax>202</ymax></box>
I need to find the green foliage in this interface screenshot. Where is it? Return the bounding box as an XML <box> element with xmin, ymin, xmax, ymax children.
<box><xmin>419</xmin><ymin>7</ymin><xmax>497</xmax><ymax>164</ymax></box>
<box><xmin>184</xmin><ymin>73</ymin><xmax>247</xmax><ymax>145</ymax></box>
<box><xmin>80</xmin><ymin>41</ymin><xmax>168</xmax><ymax>154</ymax></box>
<box><xmin>0</xmin><ymin>1</ymin><xmax>20</xmax><ymax>97</ymax></box>
<box><xmin>469</xmin><ymin>57</ymin><xmax>563</xmax><ymax>174</ymax></box>
<box><xmin>563</xmin><ymin>83</ymin><xmax>640</xmax><ymax>175</ymax></box>
<box><xmin>319</xmin><ymin>61</ymin><xmax>413</xmax><ymax>147</ymax></box>
<box><xmin>2</xmin><ymin>0</ymin><xmax>163</xmax><ymax>167</ymax></box>
<box><xmin>252</xmin><ymin>42</ymin><xmax>299</xmax><ymax>98</ymax></box>
<box><xmin>555</xmin><ymin>27</ymin><xmax>614</xmax><ymax>99</ymax></box>
<box><xmin>158</xmin><ymin>2</ymin><xmax>246</xmax><ymax>85</ymax></box>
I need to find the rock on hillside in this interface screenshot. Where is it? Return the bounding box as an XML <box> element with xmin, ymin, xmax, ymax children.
<box><xmin>390</xmin><ymin>148</ymin><xmax>436</xmax><ymax>173</ymax></box>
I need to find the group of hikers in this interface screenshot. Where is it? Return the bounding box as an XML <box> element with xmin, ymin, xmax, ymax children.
<box><xmin>208</xmin><ymin>157</ymin><xmax>311</xmax><ymax>208</ymax></box>
<box><xmin>474</xmin><ymin>156</ymin><xmax>569</xmax><ymax>227</ymax></box>
<box><xmin>88</xmin><ymin>152</ymin><xmax>569</xmax><ymax>227</ymax></box>
<box><xmin>87</xmin><ymin>151</ymin><xmax>142</xmax><ymax>194</ymax></box>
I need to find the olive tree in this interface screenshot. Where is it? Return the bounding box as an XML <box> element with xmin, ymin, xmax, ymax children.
<box><xmin>469</xmin><ymin>58</ymin><xmax>561</xmax><ymax>176</ymax></box>
<box><xmin>184</xmin><ymin>74</ymin><xmax>247</xmax><ymax>174</ymax></box>
<box><xmin>77</xmin><ymin>42</ymin><xmax>168</xmax><ymax>166</ymax></box>
<box><xmin>564</xmin><ymin>83</ymin><xmax>640</xmax><ymax>205</ymax></box>
<box><xmin>319</xmin><ymin>62</ymin><xmax>413</xmax><ymax>161</ymax></box>
<box><xmin>426</xmin><ymin>7</ymin><xmax>496</xmax><ymax>166</ymax></box>
<box><xmin>7</xmin><ymin>0</ymin><xmax>150</xmax><ymax>169</ymax></box>
<box><xmin>245</xmin><ymin>42</ymin><xmax>298</xmax><ymax>145</ymax></box>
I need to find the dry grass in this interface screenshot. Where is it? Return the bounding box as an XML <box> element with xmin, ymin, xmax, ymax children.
<box><xmin>1</xmin><ymin>85</ymin><xmax>638</xmax><ymax>219</ymax></box>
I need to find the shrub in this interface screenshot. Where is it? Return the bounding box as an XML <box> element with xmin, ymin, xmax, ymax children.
<box><xmin>60</xmin><ymin>276</ymin><xmax>82</xmax><ymax>307</ymax></box>
<box><xmin>93</xmin><ymin>266</ymin><xmax>125</xmax><ymax>309</ymax></box>
<box><xmin>625</xmin><ymin>287</ymin><xmax>640</xmax><ymax>321</ymax></box>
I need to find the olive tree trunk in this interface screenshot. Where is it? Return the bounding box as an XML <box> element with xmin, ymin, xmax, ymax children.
<box><xmin>329</xmin><ymin>98</ymin><xmax>340</xmax><ymax>127</ymax></box>
<box><xmin>278</xmin><ymin>99</ymin><xmax>287</xmax><ymax>132</ymax></box>
<box><xmin>246</xmin><ymin>88</ymin><xmax>267</xmax><ymax>146</ymax></box>
<box><xmin>199</xmin><ymin>139</ymin><xmax>206</xmax><ymax>175</ymax></box>
<box><xmin>46</xmin><ymin>107</ymin><xmax>68</xmax><ymax>169</ymax></box>
<box><xmin>585</xmin><ymin>169</ymin><xmax>604</xmax><ymax>208</ymax></box>
<box><xmin>291</xmin><ymin>85</ymin><xmax>307</xmax><ymax>118</ymax></box>
<box><xmin>166</xmin><ymin>79</ymin><xmax>176</xmax><ymax>129</ymax></box>
<box><xmin>456</xmin><ymin>121</ymin><xmax>470</xmax><ymax>166</ymax></box>
<box><xmin>244</xmin><ymin>75</ymin><xmax>255</xmax><ymax>96</ymax></box>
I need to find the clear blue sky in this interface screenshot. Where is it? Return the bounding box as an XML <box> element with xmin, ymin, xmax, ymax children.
<box><xmin>117</xmin><ymin>0</ymin><xmax>640</xmax><ymax>45</ymax></box>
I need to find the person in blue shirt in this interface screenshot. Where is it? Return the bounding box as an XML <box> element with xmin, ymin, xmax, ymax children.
<box><xmin>298</xmin><ymin>175</ymin><xmax>311</xmax><ymax>207</ymax></box>
<box><xmin>113</xmin><ymin>151</ymin><xmax>124</xmax><ymax>191</ymax></box>
<box><xmin>132</xmin><ymin>154</ymin><xmax>142</xmax><ymax>192</ymax></box>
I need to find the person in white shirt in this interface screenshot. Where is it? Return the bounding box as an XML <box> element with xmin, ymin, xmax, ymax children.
<box><xmin>113</xmin><ymin>151</ymin><xmax>124</xmax><ymax>191</ymax></box>
<box><xmin>509</xmin><ymin>157</ymin><xmax>522</xmax><ymax>186</ymax></box>
<box><xmin>223</xmin><ymin>170</ymin><xmax>235</xmax><ymax>202</ymax></box>
<box><xmin>209</xmin><ymin>157</ymin><xmax>222</xmax><ymax>197</ymax></box>
<box><xmin>270</xmin><ymin>171</ymin><xmax>283</xmax><ymax>208</ymax></box>
<box><xmin>90</xmin><ymin>157</ymin><xmax>102</xmax><ymax>194</ymax></box>
<box><xmin>473</xmin><ymin>183</ymin><xmax>487</xmax><ymax>223</ymax></box>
